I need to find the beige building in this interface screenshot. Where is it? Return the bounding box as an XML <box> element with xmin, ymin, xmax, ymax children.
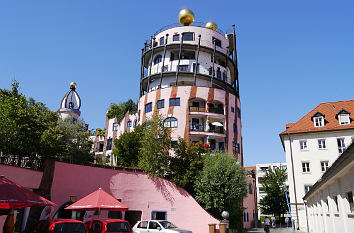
<box><xmin>280</xmin><ymin>99</ymin><xmax>354</xmax><ymax>231</ymax></box>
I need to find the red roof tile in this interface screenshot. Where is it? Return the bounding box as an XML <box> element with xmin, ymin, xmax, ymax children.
<box><xmin>280</xmin><ymin>99</ymin><xmax>354</xmax><ymax>135</ymax></box>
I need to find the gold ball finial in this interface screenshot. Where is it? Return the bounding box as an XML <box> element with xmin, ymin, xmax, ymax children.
<box><xmin>70</xmin><ymin>82</ymin><xmax>77</xmax><ymax>89</ymax></box>
<box><xmin>205</xmin><ymin>22</ymin><xmax>218</xmax><ymax>31</ymax></box>
<box><xmin>178</xmin><ymin>9</ymin><xmax>195</xmax><ymax>26</ymax></box>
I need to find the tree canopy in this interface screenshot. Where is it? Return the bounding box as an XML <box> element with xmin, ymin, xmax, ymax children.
<box><xmin>259</xmin><ymin>166</ymin><xmax>288</xmax><ymax>217</ymax></box>
<box><xmin>194</xmin><ymin>152</ymin><xmax>247</xmax><ymax>229</ymax></box>
<box><xmin>106</xmin><ymin>99</ymin><xmax>138</xmax><ymax>122</ymax></box>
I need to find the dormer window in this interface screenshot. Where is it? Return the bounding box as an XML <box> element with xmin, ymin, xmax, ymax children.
<box><xmin>314</xmin><ymin>116</ymin><xmax>324</xmax><ymax>127</ymax></box>
<box><xmin>336</xmin><ymin>109</ymin><xmax>351</xmax><ymax>125</ymax></box>
<box><xmin>311</xmin><ymin>112</ymin><xmax>325</xmax><ymax>127</ymax></box>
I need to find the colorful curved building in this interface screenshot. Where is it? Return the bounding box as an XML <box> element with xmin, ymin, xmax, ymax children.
<box><xmin>98</xmin><ymin>10</ymin><xmax>242</xmax><ymax>165</ymax></box>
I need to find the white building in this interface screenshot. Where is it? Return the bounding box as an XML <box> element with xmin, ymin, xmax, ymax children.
<box><xmin>303</xmin><ymin>143</ymin><xmax>354</xmax><ymax>233</ymax></box>
<box><xmin>280</xmin><ymin>99</ymin><xmax>354</xmax><ymax>231</ymax></box>
<box><xmin>255</xmin><ymin>162</ymin><xmax>288</xmax><ymax>219</ymax></box>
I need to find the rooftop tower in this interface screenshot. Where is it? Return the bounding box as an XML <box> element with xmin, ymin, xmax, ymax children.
<box><xmin>60</xmin><ymin>82</ymin><xmax>81</xmax><ymax>120</ymax></box>
<box><xmin>138</xmin><ymin>9</ymin><xmax>242</xmax><ymax>162</ymax></box>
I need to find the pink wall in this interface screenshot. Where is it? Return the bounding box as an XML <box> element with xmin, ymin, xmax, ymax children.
<box><xmin>51</xmin><ymin>162</ymin><xmax>218</xmax><ymax>233</ymax></box>
<box><xmin>0</xmin><ymin>164</ymin><xmax>42</xmax><ymax>189</ymax></box>
<box><xmin>242</xmin><ymin>176</ymin><xmax>256</xmax><ymax>229</ymax></box>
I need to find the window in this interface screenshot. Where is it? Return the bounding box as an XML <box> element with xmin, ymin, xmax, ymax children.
<box><xmin>237</xmin><ymin>107</ymin><xmax>241</xmax><ymax>118</ymax></box>
<box><xmin>159</xmin><ymin>37</ymin><xmax>164</xmax><ymax>46</ymax></box>
<box><xmin>181</xmin><ymin>50</ymin><xmax>195</xmax><ymax>59</ymax></box>
<box><xmin>300</xmin><ymin>140</ymin><xmax>308</xmax><ymax>150</ymax></box>
<box><xmin>302</xmin><ymin>162</ymin><xmax>310</xmax><ymax>173</ymax></box>
<box><xmin>137</xmin><ymin>221</ymin><xmax>148</xmax><ymax>229</ymax></box>
<box><xmin>133</xmin><ymin>119</ymin><xmax>137</xmax><ymax>127</ymax></box>
<box><xmin>173</xmin><ymin>34</ymin><xmax>179</xmax><ymax>41</ymax></box>
<box><xmin>177</xmin><ymin>65</ymin><xmax>189</xmax><ymax>72</ymax></box>
<box><xmin>212</xmin><ymin>37</ymin><xmax>222</xmax><ymax>47</ymax></box>
<box><xmin>170</xmin><ymin>140</ymin><xmax>178</xmax><ymax>149</ymax></box>
<box><xmin>157</xmin><ymin>99</ymin><xmax>164</xmax><ymax>109</ymax></box>
<box><xmin>169</xmin><ymin>98</ymin><xmax>180</xmax><ymax>106</ymax></box>
<box><xmin>151</xmin><ymin>211</ymin><xmax>167</xmax><ymax>220</ymax></box>
<box><xmin>233</xmin><ymin>122</ymin><xmax>237</xmax><ymax>133</ymax></box>
<box><xmin>249</xmin><ymin>183</ymin><xmax>253</xmax><ymax>194</ymax></box>
<box><xmin>333</xmin><ymin>195</ymin><xmax>339</xmax><ymax>212</ymax></box>
<box><xmin>162</xmin><ymin>65</ymin><xmax>168</xmax><ymax>72</ymax></box>
<box><xmin>113</xmin><ymin>122</ymin><xmax>118</xmax><ymax>131</ymax></box>
<box><xmin>318</xmin><ymin>139</ymin><xmax>326</xmax><ymax>149</ymax></box>
<box><xmin>106</xmin><ymin>138</ymin><xmax>112</xmax><ymax>150</ymax></box>
<box><xmin>127</xmin><ymin>121</ymin><xmax>132</xmax><ymax>127</ymax></box>
<box><xmin>154</xmin><ymin>55</ymin><xmax>162</xmax><ymax>64</ymax></box>
<box><xmin>304</xmin><ymin>185</ymin><xmax>312</xmax><ymax>194</ymax></box>
<box><xmin>183</xmin><ymin>32</ymin><xmax>194</xmax><ymax>41</ymax></box>
<box><xmin>231</xmin><ymin>107</ymin><xmax>235</xmax><ymax>113</ymax></box>
<box><xmin>216</xmin><ymin>67</ymin><xmax>221</xmax><ymax>79</ymax></box>
<box><xmin>170</xmin><ymin>52</ymin><xmax>175</xmax><ymax>61</ymax></box>
<box><xmin>320</xmin><ymin>161</ymin><xmax>329</xmax><ymax>172</ymax></box>
<box><xmin>314</xmin><ymin>116</ymin><xmax>324</xmax><ymax>127</ymax></box>
<box><xmin>98</xmin><ymin>143</ymin><xmax>104</xmax><ymax>152</ymax></box>
<box><xmin>247</xmin><ymin>212</ymin><xmax>249</xmax><ymax>222</ymax></box>
<box><xmin>163</xmin><ymin>117</ymin><xmax>178</xmax><ymax>128</ymax></box>
<box><xmin>145</xmin><ymin>102</ymin><xmax>152</xmax><ymax>113</ymax></box>
<box><xmin>347</xmin><ymin>191</ymin><xmax>353</xmax><ymax>212</ymax></box>
<box><xmin>339</xmin><ymin>114</ymin><xmax>350</xmax><ymax>125</ymax></box>
<box><xmin>337</xmin><ymin>138</ymin><xmax>346</xmax><ymax>153</ymax></box>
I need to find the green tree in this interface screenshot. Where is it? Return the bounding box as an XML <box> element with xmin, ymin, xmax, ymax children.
<box><xmin>259</xmin><ymin>166</ymin><xmax>288</xmax><ymax>218</ymax></box>
<box><xmin>41</xmin><ymin>118</ymin><xmax>94</xmax><ymax>162</ymax></box>
<box><xmin>111</xmin><ymin>125</ymin><xmax>144</xmax><ymax>167</ymax></box>
<box><xmin>106</xmin><ymin>99</ymin><xmax>138</xmax><ymax>122</ymax></box>
<box><xmin>138</xmin><ymin>113</ymin><xmax>171</xmax><ymax>177</ymax></box>
<box><xmin>166</xmin><ymin>138</ymin><xmax>208</xmax><ymax>196</ymax></box>
<box><xmin>0</xmin><ymin>81</ymin><xmax>57</xmax><ymax>166</ymax></box>
<box><xmin>195</xmin><ymin>152</ymin><xmax>247</xmax><ymax>230</ymax></box>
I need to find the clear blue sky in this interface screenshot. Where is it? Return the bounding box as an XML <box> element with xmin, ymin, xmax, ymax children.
<box><xmin>1</xmin><ymin>0</ymin><xmax>353</xmax><ymax>166</ymax></box>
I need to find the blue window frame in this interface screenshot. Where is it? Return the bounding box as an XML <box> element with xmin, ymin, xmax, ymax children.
<box><xmin>169</xmin><ymin>98</ymin><xmax>180</xmax><ymax>106</ymax></box>
<box><xmin>145</xmin><ymin>102</ymin><xmax>152</xmax><ymax>113</ymax></box>
<box><xmin>163</xmin><ymin>117</ymin><xmax>178</xmax><ymax>128</ymax></box>
<box><xmin>157</xmin><ymin>99</ymin><xmax>165</xmax><ymax>109</ymax></box>
<box><xmin>127</xmin><ymin>121</ymin><xmax>132</xmax><ymax>127</ymax></box>
<box><xmin>231</xmin><ymin>107</ymin><xmax>235</xmax><ymax>113</ymax></box>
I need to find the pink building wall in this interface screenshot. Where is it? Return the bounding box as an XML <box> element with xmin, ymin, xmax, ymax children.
<box><xmin>242</xmin><ymin>175</ymin><xmax>256</xmax><ymax>229</ymax></box>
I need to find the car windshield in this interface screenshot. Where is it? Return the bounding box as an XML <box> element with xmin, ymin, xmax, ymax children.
<box><xmin>158</xmin><ymin>221</ymin><xmax>177</xmax><ymax>229</ymax></box>
<box><xmin>107</xmin><ymin>222</ymin><xmax>131</xmax><ymax>232</ymax></box>
<box><xmin>54</xmin><ymin>223</ymin><xmax>87</xmax><ymax>233</ymax></box>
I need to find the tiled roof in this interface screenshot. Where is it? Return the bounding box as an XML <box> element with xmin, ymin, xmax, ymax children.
<box><xmin>280</xmin><ymin>99</ymin><xmax>354</xmax><ymax>135</ymax></box>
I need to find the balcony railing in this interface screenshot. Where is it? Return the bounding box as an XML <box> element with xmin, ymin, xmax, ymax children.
<box><xmin>189</xmin><ymin>125</ymin><xmax>224</xmax><ymax>134</ymax></box>
<box><xmin>189</xmin><ymin>107</ymin><xmax>206</xmax><ymax>112</ymax></box>
<box><xmin>209</xmin><ymin>107</ymin><xmax>224</xmax><ymax>115</ymax></box>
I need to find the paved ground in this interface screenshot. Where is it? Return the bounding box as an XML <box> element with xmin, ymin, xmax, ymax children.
<box><xmin>246</xmin><ymin>227</ymin><xmax>306</xmax><ymax>233</ymax></box>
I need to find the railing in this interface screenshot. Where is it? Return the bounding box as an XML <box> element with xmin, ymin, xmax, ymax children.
<box><xmin>153</xmin><ymin>22</ymin><xmax>225</xmax><ymax>37</ymax></box>
<box><xmin>189</xmin><ymin>125</ymin><xmax>225</xmax><ymax>134</ymax></box>
<box><xmin>0</xmin><ymin>154</ymin><xmax>43</xmax><ymax>171</ymax></box>
<box><xmin>209</xmin><ymin>107</ymin><xmax>224</xmax><ymax>115</ymax></box>
<box><xmin>190</xmin><ymin>124</ymin><xmax>205</xmax><ymax>132</ymax></box>
<box><xmin>209</xmin><ymin>126</ymin><xmax>224</xmax><ymax>134</ymax></box>
<box><xmin>189</xmin><ymin>107</ymin><xmax>206</xmax><ymax>112</ymax></box>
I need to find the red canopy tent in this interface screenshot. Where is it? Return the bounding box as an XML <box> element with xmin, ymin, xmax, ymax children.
<box><xmin>65</xmin><ymin>188</ymin><xmax>128</xmax><ymax>211</ymax></box>
<box><xmin>0</xmin><ymin>176</ymin><xmax>56</xmax><ymax>209</ymax></box>
<box><xmin>0</xmin><ymin>175</ymin><xmax>56</xmax><ymax>233</ymax></box>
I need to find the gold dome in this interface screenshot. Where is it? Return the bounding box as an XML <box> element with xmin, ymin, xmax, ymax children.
<box><xmin>205</xmin><ymin>22</ymin><xmax>218</xmax><ymax>31</ymax></box>
<box><xmin>70</xmin><ymin>82</ymin><xmax>77</xmax><ymax>89</ymax></box>
<box><xmin>178</xmin><ymin>9</ymin><xmax>195</xmax><ymax>26</ymax></box>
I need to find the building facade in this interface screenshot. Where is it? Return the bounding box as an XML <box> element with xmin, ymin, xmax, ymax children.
<box><xmin>303</xmin><ymin>143</ymin><xmax>354</xmax><ymax>233</ymax></box>
<box><xmin>98</xmin><ymin>10</ymin><xmax>243</xmax><ymax>164</ymax></box>
<box><xmin>280</xmin><ymin>99</ymin><xmax>354</xmax><ymax>231</ymax></box>
<box><xmin>255</xmin><ymin>162</ymin><xmax>288</xmax><ymax>219</ymax></box>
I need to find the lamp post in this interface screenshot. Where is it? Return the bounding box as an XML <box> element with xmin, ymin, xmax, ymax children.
<box><xmin>221</xmin><ymin>211</ymin><xmax>229</xmax><ymax>233</ymax></box>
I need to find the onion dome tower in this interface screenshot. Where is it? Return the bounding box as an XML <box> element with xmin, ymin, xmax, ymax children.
<box><xmin>59</xmin><ymin>82</ymin><xmax>81</xmax><ymax>120</ymax></box>
<box><xmin>138</xmin><ymin>9</ymin><xmax>242</xmax><ymax>163</ymax></box>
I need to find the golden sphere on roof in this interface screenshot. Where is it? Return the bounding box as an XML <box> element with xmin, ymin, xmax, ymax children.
<box><xmin>70</xmin><ymin>82</ymin><xmax>77</xmax><ymax>89</ymax></box>
<box><xmin>178</xmin><ymin>9</ymin><xmax>195</xmax><ymax>26</ymax></box>
<box><xmin>205</xmin><ymin>22</ymin><xmax>218</xmax><ymax>31</ymax></box>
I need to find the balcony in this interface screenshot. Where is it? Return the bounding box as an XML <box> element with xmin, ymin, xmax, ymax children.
<box><xmin>189</xmin><ymin>125</ymin><xmax>225</xmax><ymax>135</ymax></box>
<box><xmin>189</xmin><ymin>106</ymin><xmax>206</xmax><ymax>112</ymax></box>
<box><xmin>209</xmin><ymin>107</ymin><xmax>224</xmax><ymax>115</ymax></box>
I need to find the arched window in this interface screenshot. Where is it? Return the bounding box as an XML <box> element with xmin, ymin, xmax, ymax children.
<box><xmin>154</xmin><ymin>55</ymin><xmax>162</xmax><ymax>64</ymax></box>
<box><xmin>163</xmin><ymin>117</ymin><xmax>178</xmax><ymax>128</ymax></box>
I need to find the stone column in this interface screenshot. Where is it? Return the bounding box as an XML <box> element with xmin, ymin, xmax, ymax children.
<box><xmin>208</xmin><ymin>223</ymin><xmax>216</xmax><ymax>233</ymax></box>
<box><xmin>219</xmin><ymin>222</ymin><xmax>227</xmax><ymax>233</ymax></box>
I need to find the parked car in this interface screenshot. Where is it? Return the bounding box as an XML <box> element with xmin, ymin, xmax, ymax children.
<box><xmin>133</xmin><ymin>220</ymin><xmax>192</xmax><ymax>233</ymax></box>
<box><xmin>30</xmin><ymin>219</ymin><xmax>88</xmax><ymax>233</ymax></box>
<box><xmin>85</xmin><ymin>218</ymin><xmax>133</xmax><ymax>233</ymax></box>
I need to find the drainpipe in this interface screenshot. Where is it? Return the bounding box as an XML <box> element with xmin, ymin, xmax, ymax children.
<box><xmin>211</xmin><ymin>38</ymin><xmax>216</xmax><ymax>88</ymax></box>
<box><xmin>288</xmin><ymin>133</ymin><xmax>300</xmax><ymax>230</ymax></box>
<box><xmin>224</xmin><ymin>47</ymin><xmax>229</xmax><ymax>90</ymax></box>
<box><xmin>140</xmin><ymin>48</ymin><xmax>144</xmax><ymax>98</ymax></box>
<box><xmin>175</xmin><ymin>32</ymin><xmax>184</xmax><ymax>86</ymax></box>
<box><xmin>147</xmin><ymin>37</ymin><xmax>155</xmax><ymax>93</ymax></box>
